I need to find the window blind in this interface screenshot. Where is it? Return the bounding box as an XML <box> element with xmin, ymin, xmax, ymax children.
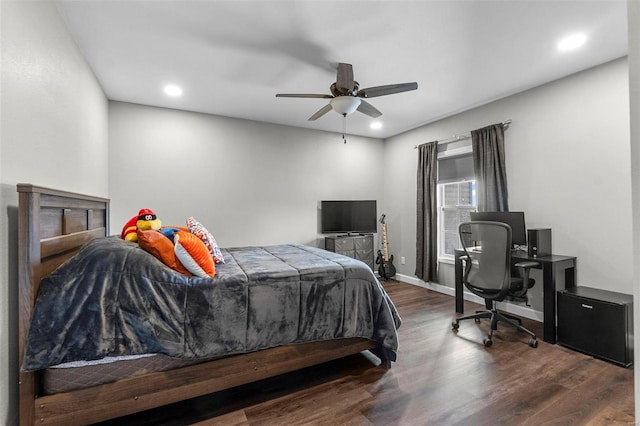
<box><xmin>438</xmin><ymin>153</ymin><xmax>474</xmax><ymax>183</ymax></box>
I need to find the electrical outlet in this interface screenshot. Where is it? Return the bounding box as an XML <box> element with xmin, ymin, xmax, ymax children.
<box><xmin>401</xmin><ymin>256</ymin><xmax>406</xmax><ymax>265</ymax></box>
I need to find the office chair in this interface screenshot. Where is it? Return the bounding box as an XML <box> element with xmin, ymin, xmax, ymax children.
<box><xmin>452</xmin><ymin>221</ymin><xmax>539</xmax><ymax>348</ymax></box>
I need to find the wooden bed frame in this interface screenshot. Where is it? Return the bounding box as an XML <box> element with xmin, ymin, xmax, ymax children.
<box><xmin>17</xmin><ymin>184</ymin><xmax>385</xmax><ymax>425</ymax></box>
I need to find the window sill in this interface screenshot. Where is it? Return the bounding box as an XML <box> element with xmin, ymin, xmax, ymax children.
<box><xmin>438</xmin><ymin>256</ymin><xmax>455</xmax><ymax>265</ymax></box>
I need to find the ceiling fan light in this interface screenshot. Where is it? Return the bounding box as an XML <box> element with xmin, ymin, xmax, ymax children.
<box><xmin>330</xmin><ymin>96</ymin><xmax>361</xmax><ymax>115</ymax></box>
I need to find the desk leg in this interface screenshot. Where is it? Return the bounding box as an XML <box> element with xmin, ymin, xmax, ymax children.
<box><xmin>542</xmin><ymin>261</ymin><xmax>577</xmax><ymax>344</ymax></box>
<box><xmin>454</xmin><ymin>254</ymin><xmax>464</xmax><ymax>314</ymax></box>
<box><xmin>565</xmin><ymin>266</ymin><xmax>576</xmax><ymax>288</ymax></box>
<box><xmin>542</xmin><ymin>263</ymin><xmax>557</xmax><ymax>344</ymax></box>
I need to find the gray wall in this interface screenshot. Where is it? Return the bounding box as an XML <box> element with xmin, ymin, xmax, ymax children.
<box><xmin>0</xmin><ymin>2</ymin><xmax>109</xmax><ymax>424</ymax></box>
<box><xmin>383</xmin><ymin>58</ymin><xmax>632</xmax><ymax>312</ymax></box>
<box><xmin>108</xmin><ymin>102</ymin><xmax>384</xmax><ymax>249</ymax></box>
<box><xmin>627</xmin><ymin>0</ymin><xmax>639</xmax><ymax>420</ymax></box>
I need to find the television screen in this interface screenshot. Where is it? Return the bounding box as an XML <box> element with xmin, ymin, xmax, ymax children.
<box><xmin>321</xmin><ymin>200</ymin><xmax>377</xmax><ymax>234</ymax></box>
<box><xmin>470</xmin><ymin>211</ymin><xmax>527</xmax><ymax>247</ymax></box>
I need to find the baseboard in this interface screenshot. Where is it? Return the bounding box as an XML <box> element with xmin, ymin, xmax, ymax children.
<box><xmin>394</xmin><ymin>273</ymin><xmax>544</xmax><ymax>323</ymax></box>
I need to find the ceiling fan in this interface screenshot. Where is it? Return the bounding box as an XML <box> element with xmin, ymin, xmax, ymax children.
<box><xmin>276</xmin><ymin>63</ymin><xmax>418</xmax><ymax>121</ymax></box>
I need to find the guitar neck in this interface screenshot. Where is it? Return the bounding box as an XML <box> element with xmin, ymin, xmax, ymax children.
<box><xmin>382</xmin><ymin>224</ymin><xmax>389</xmax><ymax>261</ymax></box>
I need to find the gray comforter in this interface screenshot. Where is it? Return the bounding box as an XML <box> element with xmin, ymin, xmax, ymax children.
<box><xmin>22</xmin><ymin>238</ymin><xmax>401</xmax><ymax>371</ymax></box>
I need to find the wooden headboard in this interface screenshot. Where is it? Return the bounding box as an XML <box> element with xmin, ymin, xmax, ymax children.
<box><xmin>17</xmin><ymin>184</ymin><xmax>109</xmax><ymax>425</ymax></box>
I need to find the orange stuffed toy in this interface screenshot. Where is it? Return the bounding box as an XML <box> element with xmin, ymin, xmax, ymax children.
<box><xmin>121</xmin><ymin>208</ymin><xmax>162</xmax><ymax>242</ymax></box>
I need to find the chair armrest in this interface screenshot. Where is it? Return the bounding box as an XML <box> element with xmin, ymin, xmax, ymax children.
<box><xmin>514</xmin><ymin>261</ymin><xmax>539</xmax><ymax>269</ymax></box>
<box><xmin>512</xmin><ymin>261</ymin><xmax>539</xmax><ymax>301</ymax></box>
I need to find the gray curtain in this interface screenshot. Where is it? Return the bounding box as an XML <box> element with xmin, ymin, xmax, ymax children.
<box><xmin>416</xmin><ymin>141</ymin><xmax>438</xmax><ymax>282</ymax></box>
<box><xmin>471</xmin><ymin>123</ymin><xmax>509</xmax><ymax>212</ymax></box>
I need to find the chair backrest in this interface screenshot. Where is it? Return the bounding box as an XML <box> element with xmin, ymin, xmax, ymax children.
<box><xmin>458</xmin><ymin>221</ymin><xmax>512</xmax><ymax>301</ymax></box>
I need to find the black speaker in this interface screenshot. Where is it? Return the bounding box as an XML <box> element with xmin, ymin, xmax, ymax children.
<box><xmin>527</xmin><ymin>228</ymin><xmax>551</xmax><ymax>257</ymax></box>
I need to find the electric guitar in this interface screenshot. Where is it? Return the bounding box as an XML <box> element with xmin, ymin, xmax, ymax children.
<box><xmin>376</xmin><ymin>214</ymin><xmax>396</xmax><ymax>279</ymax></box>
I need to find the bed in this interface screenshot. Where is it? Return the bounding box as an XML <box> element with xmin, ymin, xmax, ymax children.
<box><xmin>17</xmin><ymin>184</ymin><xmax>400</xmax><ymax>425</ymax></box>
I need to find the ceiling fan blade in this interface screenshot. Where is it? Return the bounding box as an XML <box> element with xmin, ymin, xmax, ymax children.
<box><xmin>356</xmin><ymin>100</ymin><xmax>382</xmax><ymax>118</ymax></box>
<box><xmin>308</xmin><ymin>104</ymin><xmax>333</xmax><ymax>121</ymax></box>
<box><xmin>336</xmin><ymin>63</ymin><xmax>355</xmax><ymax>93</ymax></box>
<box><xmin>276</xmin><ymin>93</ymin><xmax>334</xmax><ymax>99</ymax></box>
<box><xmin>357</xmin><ymin>82</ymin><xmax>418</xmax><ymax>98</ymax></box>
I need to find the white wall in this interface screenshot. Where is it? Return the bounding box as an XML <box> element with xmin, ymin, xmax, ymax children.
<box><xmin>108</xmin><ymin>102</ymin><xmax>384</xmax><ymax>249</ymax></box>
<box><xmin>383</xmin><ymin>58</ymin><xmax>632</xmax><ymax>311</ymax></box>
<box><xmin>0</xmin><ymin>2</ymin><xmax>109</xmax><ymax>424</ymax></box>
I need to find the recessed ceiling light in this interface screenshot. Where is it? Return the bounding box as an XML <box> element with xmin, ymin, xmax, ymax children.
<box><xmin>163</xmin><ymin>84</ymin><xmax>183</xmax><ymax>97</ymax></box>
<box><xmin>370</xmin><ymin>121</ymin><xmax>382</xmax><ymax>130</ymax></box>
<box><xmin>557</xmin><ymin>33</ymin><xmax>587</xmax><ymax>52</ymax></box>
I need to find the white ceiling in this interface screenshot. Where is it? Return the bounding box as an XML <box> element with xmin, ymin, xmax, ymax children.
<box><xmin>56</xmin><ymin>1</ymin><xmax>629</xmax><ymax>139</ymax></box>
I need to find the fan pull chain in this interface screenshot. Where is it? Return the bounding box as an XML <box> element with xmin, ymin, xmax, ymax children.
<box><xmin>342</xmin><ymin>114</ymin><xmax>347</xmax><ymax>144</ymax></box>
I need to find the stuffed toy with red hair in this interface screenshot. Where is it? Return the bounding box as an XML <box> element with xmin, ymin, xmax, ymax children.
<box><xmin>120</xmin><ymin>208</ymin><xmax>162</xmax><ymax>243</ymax></box>
<box><xmin>121</xmin><ymin>209</ymin><xmax>216</xmax><ymax>278</ymax></box>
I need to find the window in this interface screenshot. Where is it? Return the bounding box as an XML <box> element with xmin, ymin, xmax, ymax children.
<box><xmin>439</xmin><ymin>180</ymin><xmax>476</xmax><ymax>259</ymax></box>
<box><xmin>437</xmin><ymin>146</ymin><xmax>476</xmax><ymax>260</ymax></box>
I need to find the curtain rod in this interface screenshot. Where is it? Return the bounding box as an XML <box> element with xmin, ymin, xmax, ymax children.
<box><xmin>413</xmin><ymin>119</ymin><xmax>512</xmax><ymax>149</ymax></box>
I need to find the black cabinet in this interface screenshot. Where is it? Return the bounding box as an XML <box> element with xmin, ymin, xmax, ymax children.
<box><xmin>557</xmin><ymin>286</ymin><xmax>633</xmax><ymax>367</ymax></box>
<box><xmin>325</xmin><ymin>235</ymin><xmax>374</xmax><ymax>271</ymax></box>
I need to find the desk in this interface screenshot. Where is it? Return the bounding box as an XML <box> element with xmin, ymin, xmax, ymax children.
<box><xmin>454</xmin><ymin>249</ymin><xmax>577</xmax><ymax>344</ymax></box>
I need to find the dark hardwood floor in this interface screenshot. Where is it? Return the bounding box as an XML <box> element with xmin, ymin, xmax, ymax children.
<box><xmin>97</xmin><ymin>281</ymin><xmax>634</xmax><ymax>425</ymax></box>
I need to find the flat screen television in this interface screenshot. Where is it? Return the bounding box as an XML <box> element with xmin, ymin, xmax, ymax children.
<box><xmin>321</xmin><ymin>200</ymin><xmax>377</xmax><ymax>234</ymax></box>
<box><xmin>470</xmin><ymin>211</ymin><xmax>527</xmax><ymax>247</ymax></box>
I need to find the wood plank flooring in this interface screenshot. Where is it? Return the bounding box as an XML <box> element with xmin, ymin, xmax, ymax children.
<box><xmin>96</xmin><ymin>281</ymin><xmax>634</xmax><ymax>425</ymax></box>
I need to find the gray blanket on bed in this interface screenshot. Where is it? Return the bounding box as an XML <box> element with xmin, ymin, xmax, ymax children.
<box><xmin>22</xmin><ymin>238</ymin><xmax>401</xmax><ymax>371</ymax></box>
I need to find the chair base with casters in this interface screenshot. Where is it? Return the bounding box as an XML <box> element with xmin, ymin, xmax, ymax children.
<box><xmin>452</xmin><ymin>300</ymin><xmax>538</xmax><ymax>348</ymax></box>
